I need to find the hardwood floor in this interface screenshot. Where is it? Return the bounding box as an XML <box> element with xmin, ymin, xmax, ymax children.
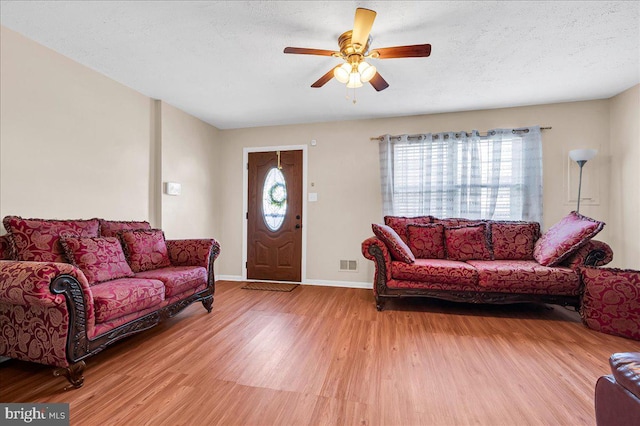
<box><xmin>1</xmin><ymin>280</ymin><xmax>639</xmax><ymax>425</ymax></box>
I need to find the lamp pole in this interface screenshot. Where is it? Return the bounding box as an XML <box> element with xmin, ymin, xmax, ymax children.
<box><xmin>576</xmin><ymin>160</ymin><xmax>586</xmax><ymax>213</ymax></box>
<box><xmin>569</xmin><ymin>149</ymin><xmax>597</xmax><ymax>214</ymax></box>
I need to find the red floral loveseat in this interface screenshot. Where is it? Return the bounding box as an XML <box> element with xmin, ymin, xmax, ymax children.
<box><xmin>362</xmin><ymin>211</ymin><xmax>613</xmax><ymax>311</ymax></box>
<box><xmin>0</xmin><ymin>216</ymin><xmax>220</xmax><ymax>389</ymax></box>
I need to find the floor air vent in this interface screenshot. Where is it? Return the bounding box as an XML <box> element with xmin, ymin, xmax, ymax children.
<box><xmin>340</xmin><ymin>260</ymin><xmax>358</xmax><ymax>271</ymax></box>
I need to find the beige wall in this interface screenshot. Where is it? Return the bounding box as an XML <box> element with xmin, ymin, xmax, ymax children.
<box><xmin>160</xmin><ymin>101</ymin><xmax>220</xmax><ymax>239</ymax></box>
<box><xmin>217</xmin><ymin>99</ymin><xmax>617</xmax><ymax>283</ymax></box>
<box><xmin>0</xmin><ymin>26</ymin><xmax>151</xmax><ymax>221</ymax></box>
<box><xmin>0</xmin><ymin>27</ymin><xmax>221</xmax><ymax>245</ymax></box>
<box><xmin>609</xmin><ymin>84</ymin><xmax>640</xmax><ymax>268</ymax></box>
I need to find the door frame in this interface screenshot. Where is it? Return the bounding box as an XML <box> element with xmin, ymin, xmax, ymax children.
<box><xmin>242</xmin><ymin>145</ymin><xmax>308</xmax><ymax>282</ymax></box>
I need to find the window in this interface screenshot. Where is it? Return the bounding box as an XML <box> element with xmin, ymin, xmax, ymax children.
<box><xmin>262</xmin><ymin>167</ymin><xmax>287</xmax><ymax>231</ymax></box>
<box><xmin>380</xmin><ymin>127</ymin><xmax>543</xmax><ymax>222</ymax></box>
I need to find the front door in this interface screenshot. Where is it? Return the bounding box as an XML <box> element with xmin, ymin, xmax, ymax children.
<box><xmin>247</xmin><ymin>150</ymin><xmax>302</xmax><ymax>282</ymax></box>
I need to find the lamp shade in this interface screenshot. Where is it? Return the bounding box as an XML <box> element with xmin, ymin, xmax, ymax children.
<box><xmin>334</xmin><ymin>63</ymin><xmax>351</xmax><ymax>84</ymax></box>
<box><xmin>358</xmin><ymin>61</ymin><xmax>377</xmax><ymax>83</ymax></box>
<box><xmin>569</xmin><ymin>149</ymin><xmax>597</xmax><ymax>162</ymax></box>
<box><xmin>346</xmin><ymin>72</ymin><xmax>363</xmax><ymax>88</ymax></box>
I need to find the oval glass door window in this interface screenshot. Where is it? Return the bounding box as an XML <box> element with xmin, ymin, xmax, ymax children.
<box><xmin>262</xmin><ymin>167</ymin><xmax>287</xmax><ymax>231</ymax></box>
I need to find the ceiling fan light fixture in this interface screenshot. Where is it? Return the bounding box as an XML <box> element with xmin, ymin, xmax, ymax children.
<box><xmin>346</xmin><ymin>72</ymin><xmax>363</xmax><ymax>88</ymax></box>
<box><xmin>334</xmin><ymin>63</ymin><xmax>351</xmax><ymax>83</ymax></box>
<box><xmin>358</xmin><ymin>61</ymin><xmax>377</xmax><ymax>82</ymax></box>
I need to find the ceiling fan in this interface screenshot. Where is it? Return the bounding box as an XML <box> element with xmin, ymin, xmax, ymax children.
<box><xmin>283</xmin><ymin>8</ymin><xmax>431</xmax><ymax>92</ymax></box>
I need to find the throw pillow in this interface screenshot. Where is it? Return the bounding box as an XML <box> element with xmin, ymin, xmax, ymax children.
<box><xmin>60</xmin><ymin>236</ymin><xmax>134</xmax><ymax>285</ymax></box>
<box><xmin>372</xmin><ymin>223</ymin><xmax>415</xmax><ymax>264</ymax></box>
<box><xmin>99</xmin><ymin>219</ymin><xmax>151</xmax><ymax>237</ymax></box>
<box><xmin>119</xmin><ymin>229</ymin><xmax>171</xmax><ymax>272</ymax></box>
<box><xmin>533</xmin><ymin>211</ymin><xmax>605</xmax><ymax>266</ymax></box>
<box><xmin>384</xmin><ymin>216</ymin><xmax>433</xmax><ymax>244</ymax></box>
<box><xmin>2</xmin><ymin>216</ymin><xmax>100</xmax><ymax>263</ymax></box>
<box><xmin>491</xmin><ymin>221</ymin><xmax>540</xmax><ymax>260</ymax></box>
<box><xmin>407</xmin><ymin>223</ymin><xmax>446</xmax><ymax>259</ymax></box>
<box><xmin>444</xmin><ymin>223</ymin><xmax>493</xmax><ymax>261</ymax></box>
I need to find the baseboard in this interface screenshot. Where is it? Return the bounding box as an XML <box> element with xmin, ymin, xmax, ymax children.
<box><xmin>303</xmin><ymin>279</ymin><xmax>372</xmax><ymax>289</ymax></box>
<box><xmin>216</xmin><ymin>275</ymin><xmax>372</xmax><ymax>289</ymax></box>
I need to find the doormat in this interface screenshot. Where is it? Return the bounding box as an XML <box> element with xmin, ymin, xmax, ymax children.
<box><xmin>241</xmin><ymin>282</ymin><xmax>299</xmax><ymax>292</ymax></box>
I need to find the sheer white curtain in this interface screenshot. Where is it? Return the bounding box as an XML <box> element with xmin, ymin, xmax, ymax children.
<box><xmin>379</xmin><ymin>126</ymin><xmax>543</xmax><ymax>223</ymax></box>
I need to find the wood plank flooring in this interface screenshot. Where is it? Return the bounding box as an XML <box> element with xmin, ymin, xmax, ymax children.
<box><xmin>2</xmin><ymin>280</ymin><xmax>639</xmax><ymax>425</ymax></box>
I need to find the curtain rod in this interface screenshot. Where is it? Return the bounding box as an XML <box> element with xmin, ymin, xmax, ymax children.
<box><xmin>369</xmin><ymin>126</ymin><xmax>552</xmax><ymax>141</ymax></box>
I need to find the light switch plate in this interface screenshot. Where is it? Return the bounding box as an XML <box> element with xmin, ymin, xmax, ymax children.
<box><xmin>165</xmin><ymin>182</ymin><xmax>181</xmax><ymax>196</ymax></box>
<box><xmin>308</xmin><ymin>192</ymin><xmax>318</xmax><ymax>202</ymax></box>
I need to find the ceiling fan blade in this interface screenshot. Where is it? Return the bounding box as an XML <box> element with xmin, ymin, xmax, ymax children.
<box><xmin>284</xmin><ymin>47</ymin><xmax>338</xmax><ymax>56</ymax></box>
<box><xmin>311</xmin><ymin>66</ymin><xmax>339</xmax><ymax>88</ymax></box>
<box><xmin>351</xmin><ymin>8</ymin><xmax>376</xmax><ymax>52</ymax></box>
<box><xmin>372</xmin><ymin>44</ymin><xmax>432</xmax><ymax>59</ymax></box>
<box><xmin>369</xmin><ymin>72</ymin><xmax>389</xmax><ymax>92</ymax></box>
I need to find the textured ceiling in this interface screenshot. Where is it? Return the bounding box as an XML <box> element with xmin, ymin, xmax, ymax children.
<box><xmin>1</xmin><ymin>1</ymin><xmax>638</xmax><ymax>129</ymax></box>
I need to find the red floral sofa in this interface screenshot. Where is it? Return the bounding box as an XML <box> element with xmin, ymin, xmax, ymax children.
<box><xmin>0</xmin><ymin>216</ymin><xmax>220</xmax><ymax>389</ymax></box>
<box><xmin>362</xmin><ymin>211</ymin><xmax>613</xmax><ymax>311</ymax></box>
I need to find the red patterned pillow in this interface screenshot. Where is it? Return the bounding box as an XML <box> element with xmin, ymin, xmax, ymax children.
<box><xmin>60</xmin><ymin>236</ymin><xmax>134</xmax><ymax>285</ymax></box>
<box><xmin>491</xmin><ymin>221</ymin><xmax>540</xmax><ymax>260</ymax></box>
<box><xmin>444</xmin><ymin>224</ymin><xmax>492</xmax><ymax>261</ymax></box>
<box><xmin>2</xmin><ymin>216</ymin><xmax>100</xmax><ymax>263</ymax></box>
<box><xmin>407</xmin><ymin>224</ymin><xmax>445</xmax><ymax>259</ymax></box>
<box><xmin>119</xmin><ymin>229</ymin><xmax>171</xmax><ymax>272</ymax></box>
<box><xmin>372</xmin><ymin>224</ymin><xmax>415</xmax><ymax>264</ymax></box>
<box><xmin>99</xmin><ymin>219</ymin><xmax>151</xmax><ymax>237</ymax></box>
<box><xmin>433</xmin><ymin>217</ymin><xmax>482</xmax><ymax>228</ymax></box>
<box><xmin>384</xmin><ymin>216</ymin><xmax>433</xmax><ymax>244</ymax></box>
<box><xmin>534</xmin><ymin>211</ymin><xmax>604</xmax><ymax>266</ymax></box>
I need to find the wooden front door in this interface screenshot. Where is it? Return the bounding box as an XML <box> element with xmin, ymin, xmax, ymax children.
<box><xmin>247</xmin><ymin>150</ymin><xmax>303</xmax><ymax>282</ymax></box>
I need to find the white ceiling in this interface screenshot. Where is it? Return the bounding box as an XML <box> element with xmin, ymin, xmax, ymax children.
<box><xmin>1</xmin><ymin>1</ymin><xmax>638</xmax><ymax>130</ymax></box>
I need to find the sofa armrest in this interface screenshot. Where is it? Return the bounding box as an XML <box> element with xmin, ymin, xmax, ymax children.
<box><xmin>166</xmin><ymin>239</ymin><xmax>220</xmax><ymax>270</ymax></box>
<box><xmin>562</xmin><ymin>240</ymin><xmax>613</xmax><ymax>269</ymax></box>
<box><xmin>361</xmin><ymin>237</ymin><xmax>393</xmax><ymax>295</ymax></box>
<box><xmin>0</xmin><ymin>260</ymin><xmax>93</xmax><ymax>309</ymax></box>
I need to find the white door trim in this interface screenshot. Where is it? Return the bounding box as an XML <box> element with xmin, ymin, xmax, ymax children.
<box><xmin>242</xmin><ymin>145</ymin><xmax>308</xmax><ymax>282</ymax></box>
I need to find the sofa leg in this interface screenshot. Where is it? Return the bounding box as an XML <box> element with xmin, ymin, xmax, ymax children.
<box><xmin>202</xmin><ymin>296</ymin><xmax>214</xmax><ymax>313</ymax></box>
<box><xmin>53</xmin><ymin>360</ymin><xmax>86</xmax><ymax>390</ymax></box>
<box><xmin>376</xmin><ymin>297</ymin><xmax>386</xmax><ymax>311</ymax></box>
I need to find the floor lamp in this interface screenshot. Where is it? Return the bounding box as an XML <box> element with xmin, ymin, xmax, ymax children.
<box><xmin>569</xmin><ymin>149</ymin><xmax>597</xmax><ymax>213</ymax></box>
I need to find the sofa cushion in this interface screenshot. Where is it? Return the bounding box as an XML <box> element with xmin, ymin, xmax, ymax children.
<box><xmin>444</xmin><ymin>223</ymin><xmax>492</xmax><ymax>261</ymax></box>
<box><xmin>0</xmin><ymin>235</ymin><xmax>13</xmax><ymax>260</ymax></box>
<box><xmin>491</xmin><ymin>221</ymin><xmax>540</xmax><ymax>260</ymax></box>
<box><xmin>580</xmin><ymin>267</ymin><xmax>640</xmax><ymax>340</ymax></box>
<box><xmin>466</xmin><ymin>260</ymin><xmax>580</xmax><ymax>295</ymax></box>
<box><xmin>60</xmin><ymin>236</ymin><xmax>134</xmax><ymax>285</ymax></box>
<box><xmin>384</xmin><ymin>216</ymin><xmax>433</xmax><ymax>244</ymax></box>
<box><xmin>533</xmin><ymin>211</ymin><xmax>604</xmax><ymax>267</ymax></box>
<box><xmin>135</xmin><ymin>266</ymin><xmax>207</xmax><ymax>297</ymax></box>
<box><xmin>119</xmin><ymin>229</ymin><xmax>171</xmax><ymax>272</ymax></box>
<box><xmin>407</xmin><ymin>224</ymin><xmax>446</xmax><ymax>259</ymax></box>
<box><xmin>391</xmin><ymin>258</ymin><xmax>478</xmax><ymax>286</ymax></box>
<box><xmin>2</xmin><ymin>216</ymin><xmax>100</xmax><ymax>263</ymax></box>
<box><xmin>372</xmin><ymin>224</ymin><xmax>415</xmax><ymax>264</ymax></box>
<box><xmin>99</xmin><ymin>219</ymin><xmax>151</xmax><ymax>238</ymax></box>
<box><xmin>433</xmin><ymin>217</ymin><xmax>483</xmax><ymax>228</ymax></box>
<box><xmin>91</xmin><ymin>277</ymin><xmax>165</xmax><ymax>323</ymax></box>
